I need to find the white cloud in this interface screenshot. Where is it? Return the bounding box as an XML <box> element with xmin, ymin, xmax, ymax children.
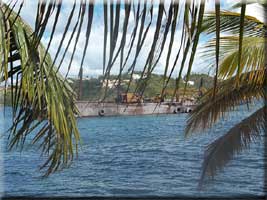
<box><xmin>246</xmin><ymin>4</ymin><xmax>265</xmax><ymax>22</ymax></box>
<box><xmin>5</xmin><ymin>0</ymin><xmax>265</xmax><ymax>79</ymax></box>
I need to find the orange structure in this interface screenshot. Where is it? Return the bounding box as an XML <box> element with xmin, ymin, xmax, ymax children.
<box><xmin>117</xmin><ymin>93</ymin><xmax>143</xmax><ymax>103</ymax></box>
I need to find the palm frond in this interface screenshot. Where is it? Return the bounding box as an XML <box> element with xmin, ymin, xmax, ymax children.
<box><xmin>160</xmin><ymin>4</ymin><xmax>185</xmax><ymax>101</ymax></box>
<box><xmin>32</xmin><ymin>1</ymin><xmax>56</xmax><ymax>50</ymax></box>
<box><xmin>124</xmin><ymin>1</ymin><xmax>153</xmax><ymax>97</ymax></box>
<box><xmin>185</xmin><ymin>69</ymin><xmax>265</xmax><ymax>135</ymax></box>
<box><xmin>199</xmin><ymin>105</ymin><xmax>266</xmax><ymax>186</ymax></box>
<box><xmin>116</xmin><ymin>1</ymin><xmax>131</xmax><ymax>95</ymax></box>
<box><xmin>1</xmin><ymin>3</ymin><xmax>80</xmax><ymax>176</ymax></box>
<box><xmin>51</xmin><ymin>1</ymin><xmax>76</xmax><ymax>73</ymax></box>
<box><xmin>126</xmin><ymin>1</ymin><xmax>151</xmax><ymax>74</ymax></box>
<box><xmin>202</xmin><ymin>11</ymin><xmax>266</xmax><ymax>37</ymax></box>
<box><xmin>134</xmin><ymin>1</ymin><xmax>164</xmax><ymax>96</ymax></box>
<box><xmin>121</xmin><ymin>0</ymin><xmax>141</xmax><ymax>73</ymax></box>
<box><xmin>103</xmin><ymin>2</ymin><xmax>108</xmax><ymax>75</ymax></box>
<box><xmin>101</xmin><ymin>1</ymin><xmax>121</xmax><ymax>101</ymax></box>
<box><xmin>136</xmin><ymin>0</ymin><xmax>174</xmax><ymax>97</ymax></box>
<box><xmin>171</xmin><ymin>1</ymin><xmax>192</xmax><ymax>102</ymax></box>
<box><xmin>213</xmin><ymin>0</ymin><xmax>220</xmax><ymax>98</ymax></box>
<box><xmin>172</xmin><ymin>0</ymin><xmax>206</xmax><ymax>102</ymax></box>
<box><xmin>237</xmin><ymin>3</ymin><xmax>246</xmax><ymax>79</ymax></box>
<box><xmin>56</xmin><ymin>2</ymin><xmax>83</xmax><ymax>73</ymax></box>
<box><xmin>64</xmin><ymin>1</ymin><xmax>86</xmax><ymax>79</ymax></box>
<box><xmin>183</xmin><ymin>0</ymin><xmax>205</xmax><ymax>94</ymax></box>
<box><xmin>78</xmin><ymin>1</ymin><xmax>94</xmax><ymax>99</ymax></box>
<box><xmin>162</xmin><ymin>2</ymin><xmax>179</xmax><ymax>87</ymax></box>
<box><xmin>203</xmin><ymin>36</ymin><xmax>265</xmax><ymax>79</ymax></box>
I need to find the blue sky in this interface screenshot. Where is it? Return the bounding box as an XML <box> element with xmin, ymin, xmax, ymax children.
<box><xmin>7</xmin><ymin>0</ymin><xmax>265</xmax><ymax>78</ymax></box>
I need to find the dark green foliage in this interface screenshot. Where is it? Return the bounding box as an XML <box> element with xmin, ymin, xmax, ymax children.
<box><xmin>189</xmin><ymin>73</ymin><xmax>215</xmax><ymax>89</ymax></box>
<box><xmin>69</xmin><ymin>73</ymin><xmax>214</xmax><ymax>101</ymax></box>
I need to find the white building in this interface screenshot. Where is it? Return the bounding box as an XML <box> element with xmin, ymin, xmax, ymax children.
<box><xmin>102</xmin><ymin>79</ymin><xmax>118</xmax><ymax>88</ymax></box>
<box><xmin>188</xmin><ymin>81</ymin><xmax>194</xmax><ymax>86</ymax></box>
<box><xmin>132</xmin><ymin>74</ymin><xmax>141</xmax><ymax>80</ymax></box>
<box><xmin>101</xmin><ymin>79</ymin><xmax>131</xmax><ymax>89</ymax></box>
<box><xmin>182</xmin><ymin>80</ymin><xmax>195</xmax><ymax>86</ymax></box>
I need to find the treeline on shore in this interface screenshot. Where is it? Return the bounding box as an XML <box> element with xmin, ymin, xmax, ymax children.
<box><xmin>70</xmin><ymin>72</ymin><xmax>214</xmax><ymax>101</ymax></box>
<box><xmin>0</xmin><ymin>72</ymin><xmax>214</xmax><ymax>104</ymax></box>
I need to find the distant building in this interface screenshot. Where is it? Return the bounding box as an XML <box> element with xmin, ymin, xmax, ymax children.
<box><xmin>132</xmin><ymin>74</ymin><xmax>141</xmax><ymax>80</ymax></box>
<box><xmin>182</xmin><ymin>80</ymin><xmax>195</xmax><ymax>86</ymax></box>
<box><xmin>102</xmin><ymin>79</ymin><xmax>117</xmax><ymax>88</ymax></box>
<box><xmin>188</xmin><ymin>81</ymin><xmax>194</xmax><ymax>86</ymax></box>
<box><xmin>101</xmin><ymin>79</ymin><xmax>130</xmax><ymax>89</ymax></box>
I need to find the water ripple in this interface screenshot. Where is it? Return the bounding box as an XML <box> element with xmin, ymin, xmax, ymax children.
<box><xmin>1</xmin><ymin>105</ymin><xmax>264</xmax><ymax>197</ymax></box>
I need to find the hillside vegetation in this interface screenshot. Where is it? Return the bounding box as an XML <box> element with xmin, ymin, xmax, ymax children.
<box><xmin>0</xmin><ymin>73</ymin><xmax>214</xmax><ymax>104</ymax></box>
<box><xmin>70</xmin><ymin>72</ymin><xmax>214</xmax><ymax>101</ymax></box>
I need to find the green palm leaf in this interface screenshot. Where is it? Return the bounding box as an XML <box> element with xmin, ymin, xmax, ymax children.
<box><xmin>185</xmin><ymin>69</ymin><xmax>265</xmax><ymax>135</ymax></box>
<box><xmin>1</xmin><ymin>4</ymin><xmax>80</xmax><ymax>176</ymax></box>
<box><xmin>199</xmin><ymin>105</ymin><xmax>266</xmax><ymax>186</ymax></box>
<box><xmin>213</xmin><ymin>0</ymin><xmax>220</xmax><ymax>98</ymax></box>
<box><xmin>202</xmin><ymin>11</ymin><xmax>266</xmax><ymax>37</ymax></box>
<box><xmin>204</xmin><ymin>36</ymin><xmax>265</xmax><ymax>79</ymax></box>
<box><xmin>187</xmin><ymin>5</ymin><xmax>266</xmax><ymax>185</ymax></box>
<box><xmin>237</xmin><ymin>3</ymin><xmax>246</xmax><ymax>79</ymax></box>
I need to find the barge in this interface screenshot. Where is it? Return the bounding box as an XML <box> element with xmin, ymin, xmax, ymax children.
<box><xmin>76</xmin><ymin>101</ymin><xmax>196</xmax><ymax>117</ymax></box>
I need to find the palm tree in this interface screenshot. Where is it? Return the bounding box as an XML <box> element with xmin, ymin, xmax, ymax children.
<box><xmin>185</xmin><ymin>9</ymin><xmax>266</xmax><ymax>185</ymax></box>
<box><xmin>0</xmin><ymin>2</ymin><xmax>80</xmax><ymax>176</ymax></box>
<box><xmin>0</xmin><ymin>0</ymin><xmax>266</xmax><ymax>183</ymax></box>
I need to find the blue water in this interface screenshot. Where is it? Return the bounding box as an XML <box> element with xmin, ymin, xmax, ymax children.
<box><xmin>0</xmin><ymin>105</ymin><xmax>265</xmax><ymax>197</ymax></box>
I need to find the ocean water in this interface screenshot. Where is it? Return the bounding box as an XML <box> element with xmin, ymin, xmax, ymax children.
<box><xmin>0</xmin><ymin>105</ymin><xmax>265</xmax><ymax>197</ymax></box>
